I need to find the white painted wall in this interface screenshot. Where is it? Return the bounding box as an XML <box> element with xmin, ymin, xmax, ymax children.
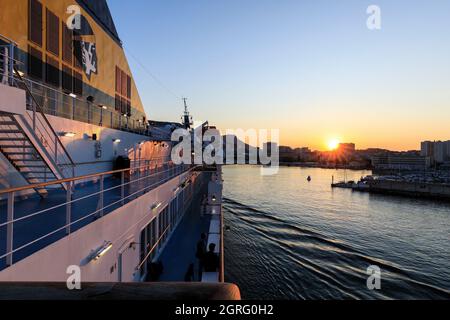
<box><xmin>0</xmin><ymin>83</ymin><xmax>26</xmax><ymax>115</ymax></box>
<box><xmin>45</xmin><ymin>114</ymin><xmax>172</xmax><ymax>177</ymax></box>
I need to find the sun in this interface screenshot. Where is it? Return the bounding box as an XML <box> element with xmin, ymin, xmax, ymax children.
<box><xmin>327</xmin><ymin>138</ymin><xmax>340</xmax><ymax>151</ymax></box>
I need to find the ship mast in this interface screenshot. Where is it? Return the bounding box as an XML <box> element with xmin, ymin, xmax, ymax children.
<box><xmin>182</xmin><ymin>97</ymin><xmax>193</xmax><ymax>129</ymax></box>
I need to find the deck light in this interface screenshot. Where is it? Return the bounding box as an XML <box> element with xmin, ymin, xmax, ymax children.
<box><xmin>89</xmin><ymin>241</ymin><xmax>112</xmax><ymax>262</ymax></box>
<box><xmin>113</xmin><ymin>138</ymin><xmax>121</xmax><ymax>143</ymax></box>
<box><xmin>69</xmin><ymin>93</ymin><xmax>77</xmax><ymax>98</ymax></box>
<box><xmin>13</xmin><ymin>70</ymin><xmax>24</xmax><ymax>77</ymax></box>
<box><xmin>151</xmin><ymin>202</ymin><xmax>162</xmax><ymax>211</ymax></box>
<box><xmin>100</xmin><ymin>105</ymin><xmax>108</xmax><ymax>110</ymax></box>
<box><xmin>62</xmin><ymin>132</ymin><xmax>76</xmax><ymax>137</ymax></box>
<box><xmin>212</xmin><ymin>195</ymin><xmax>216</xmax><ymax>202</ymax></box>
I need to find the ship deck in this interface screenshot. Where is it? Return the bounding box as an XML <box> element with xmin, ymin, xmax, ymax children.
<box><xmin>157</xmin><ymin>177</ymin><xmax>211</xmax><ymax>282</ymax></box>
<box><xmin>0</xmin><ymin>167</ymin><xmax>187</xmax><ymax>271</ymax></box>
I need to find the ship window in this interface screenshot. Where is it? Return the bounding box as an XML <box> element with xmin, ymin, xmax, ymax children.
<box><xmin>126</xmin><ymin>100</ymin><xmax>131</xmax><ymax>116</ymax></box>
<box><xmin>28</xmin><ymin>46</ymin><xmax>43</xmax><ymax>80</ymax></box>
<box><xmin>62</xmin><ymin>65</ymin><xmax>73</xmax><ymax>93</ymax></box>
<box><xmin>115</xmin><ymin>66</ymin><xmax>132</xmax><ymax>115</ymax></box>
<box><xmin>62</xmin><ymin>22</ymin><xmax>73</xmax><ymax>64</ymax></box>
<box><xmin>73</xmin><ymin>42</ymin><xmax>83</xmax><ymax>70</ymax></box>
<box><xmin>46</xmin><ymin>9</ymin><xmax>59</xmax><ymax>56</ymax></box>
<box><xmin>121</xmin><ymin>70</ymin><xmax>127</xmax><ymax>97</ymax></box>
<box><xmin>121</xmin><ymin>97</ymin><xmax>127</xmax><ymax>115</ymax></box>
<box><xmin>45</xmin><ymin>55</ymin><xmax>60</xmax><ymax>87</ymax></box>
<box><xmin>73</xmin><ymin>71</ymin><xmax>83</xmax><ymax>95</ymax></box>
<box><xmin>127</xmin><ymin>75</ymin><xmax>131</xmax><ymax>99</ymax></box>
<box><xmin>140</xmin><ymin>231</ymin><xmax>145</xmax><ymax>265</ymax></box>
<box><xmin>115</xmin><ymin>66</ymin><xmax>121</xmax><ymax>92</ymax></box>
<box><xmin>115</xmin><ymin>95</ymin><xmax>121</xmax><ymax>112</ymax></box>
<box><xmin>28</xmin><ymin>0</ymin><xmax>43</xmax><ymax>47</ymax></box>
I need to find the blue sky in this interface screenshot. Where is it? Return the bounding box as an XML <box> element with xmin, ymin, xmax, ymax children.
<box><xmin>108</xmin><ymin>0</ymin><xmax>450</xmax><ymax>150</ymax></box>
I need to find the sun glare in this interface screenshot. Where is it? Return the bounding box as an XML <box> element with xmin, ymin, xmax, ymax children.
<box><xmin>327</xmin><ymin>138</ymin><xmax>340</xmax><ymax>151</ymax></box>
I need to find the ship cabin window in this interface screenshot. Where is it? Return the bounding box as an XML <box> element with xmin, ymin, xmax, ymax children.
<box><xmin>139</xmin><ymin>217</ymin><xmax>160</xmax><ymax>277</ymax></box>
<box><xmin>45</xmin><ymin>55</ymin><xmax>59</xmax><ymax>87</ymax></box>
<box><xmin>73</xmin><ymin>71</ymin><xmax>83</xmax><ymax>96</ymax></box>
<box><xmin>73</xmin><ymin>41</ymin><xmax>83</xmax><ymax>70</ymax></box>
<box><xmin>138</xmin><ymin>195</ymin><xmax>190</xmax><ymax>278</ymax></box>
<box><xmin>115</xmin><ymin>94</ymin><xmax>121</xmax><ymax>112</ymax></box>
<box><xmin>28</xmin><ymin>46</ymin><xmax>43</xmax><ymax>80</ymax></box>
<box><xmin>46</xmin><ymin>9</ymin><xmax>59</xmax><ymax>57</ymax></box>
<box><xmin>28</xmin><ymin>0</ymin><xmax>43</xmax><ymax>47</ymax></box>
<box><xmin>62</xmin><ymin>65</ymin><xmax>73</xmax><ymax>93</ymax></box>
<box><xmin>62</xmin><ymin>23</ymin><xmax>73</xmax><ymax>65</ymax></box>
<box><xmin>115</xmin><ymin>67</ymin><xmax>132</xmax><ymax>116</ymax></box>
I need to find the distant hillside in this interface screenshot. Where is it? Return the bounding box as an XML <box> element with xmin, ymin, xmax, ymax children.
<box><xmin>221</xmin><ymin>135</ymin><xmax>260</xmax><ymax>164</ymax></box>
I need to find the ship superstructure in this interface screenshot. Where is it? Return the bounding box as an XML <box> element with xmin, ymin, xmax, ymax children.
<box><xmin>0</xmin><ymin>0</ymin><xmax>233</xmax><ymax>295</ymax></box>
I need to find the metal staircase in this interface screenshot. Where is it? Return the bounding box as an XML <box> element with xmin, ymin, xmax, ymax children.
<box><xmin>0</xmin><ymin>113</ymin><xmax>60</xmax><ymax>196</ymax></box>
<box><xmin>0</xmin><ymin>39</ymin><xmax>75</xmax><ymax>196</ymax></box>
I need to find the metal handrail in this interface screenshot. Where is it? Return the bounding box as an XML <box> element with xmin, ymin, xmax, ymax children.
<box><xmin>1</xmin><ymin>46</ymin><xmax>172</xmax><ymax>139</ymax></box>
<box><xmin>13</xmin><ymin>66</ymin><xmax>76</xmax><ymax>169</ymax></box>
<box><xmin>0</xmin><ymin>51</ymin><xmax>24</xmax><ymax>65</ymax></box>
<box><xmin>0</xmin><ymin>33</ymin><xmax>17</xmax><ymax>46</ymax></box>
<box><xmin>0</xmin><ymin>163</ymin><xmax>197</xmax><ymax>267</ymax></box>
<box><xmin>0</xmin><ymin>165</ymin><xmax>191</xmax><ymax>230</ymax></box>
<box><xmin>135</xmin><ymin>224</ymin><xmax>171</xmax><ymax>271</ymax></box>
<box><xmin>0</xmin><ymin>162</ymin><xmax>189</xmax><ymax>195</ymax></box>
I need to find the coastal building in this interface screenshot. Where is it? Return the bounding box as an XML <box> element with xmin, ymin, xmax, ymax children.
<box><xmin>372</xmin><ymin>152</ymin><xmax>430</xmax><ymax>171</ymax></box>
<box><xmin>279</xmin><ymin>146</ymin><xmax>317</xmax><ymax>162</ymax></box>
<box><xmin>421</xmin><ymin>141</ymin><xmax>435</xmax><ymax>157</ymax></box>
<box><xmin>338</xmin><ymin>143</ymin><xmax>356</xmax><ymax>154</ymax></box>
<box><xmin>420</xmin><ymin>140</ymin><xmax>450</xmax><ymax>165</ymax></box>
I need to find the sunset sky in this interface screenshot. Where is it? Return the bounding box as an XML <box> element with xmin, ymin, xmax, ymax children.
<box><xmin>108</xmin><ymin>0</ymin><xmax>450</xmax><ymax>151</ymax></box>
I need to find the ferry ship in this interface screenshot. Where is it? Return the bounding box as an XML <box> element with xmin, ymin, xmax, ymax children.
<box><xmin>0</xmin><ymin>0</ymin><xmax>239</xmax><ymax>299</ymax></box>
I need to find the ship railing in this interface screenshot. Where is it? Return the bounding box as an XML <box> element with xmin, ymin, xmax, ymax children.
<box><xmin>0</xmin><ymin>161</ymin><xmax>197</xmax><ymax>268</ymax></box>
<box><xmin>0</xmin><ymin>44</ymin><xmax>76</xmax><ymax>179</ymax></box>
<box><xmin>0</xmin><ymin>44</ymin><xmax>168</xmax><ymax>139</ymax></box>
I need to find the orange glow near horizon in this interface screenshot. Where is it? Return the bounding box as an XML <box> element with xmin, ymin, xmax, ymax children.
<box><xmin>327</xmin><ymin>138</ymin><xmax>340</xmax><ymax>151</ymax></box>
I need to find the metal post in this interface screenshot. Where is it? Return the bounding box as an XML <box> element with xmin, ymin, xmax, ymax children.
<box><xmin>1</xmin><ymin>47</ymin><xmax>8</xmax><ymax>85</ymax></box>
<box><xmin>138</xmin><ymin>148</ymin><xmax>142</xmax><ymax>179</ymax></box>
<box><xmin>55</xmin><ymin>91</ymin><xmax>59</xmax><ymax>117</ymax></box>
<box><xmin>54</xmin><ymin>137</ymin><xmax>58</xmax><ymax>164</ymax></box>
<box><xmin>99</xmin><ymin>175</ymin><xmax>104</xmax><ymax>217</ymax></box>
<box><xmin>32</xmin><ymin>99</ymin><xmax>36</xmax><ymax>131</ymax></box>
<box><xmin>6</xmin><ymin>192</ymin><xmax>14</xmax><ymax>266</ymax></box>
<box><xmin>121</xmin><ymin>171</ymin><xmax>125</xmax><ymax>206</ymax></box>
<box><xmin>87</xmin><ymin>102</ymin><xmax>91</xmax><ymax>124</ymax></box>
<box><xmin>9</xmin><ymin>45</ymin><xmax>14</xmax><ymax>86</ymax></box>
<box><xmin>66</xmin><ymin>181</ymin><xmax>72</xmax><ymax>235</ymax></box>
<box><xmin>72</xmin><ymin>97</ymin><xmax>75</xmax><ymax>120</ymax></box>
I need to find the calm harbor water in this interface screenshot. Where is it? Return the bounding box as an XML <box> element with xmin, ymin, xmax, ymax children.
<box><xmin>223</xmin><ymin>165</ymin><xmax>450</xmax><ymax>300</ymax></box>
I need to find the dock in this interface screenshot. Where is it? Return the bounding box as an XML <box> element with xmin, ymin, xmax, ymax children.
<box><xmin>332</xmin><ymin>179</ymin><xmax>450</xmax><ymax>200</ymax></box>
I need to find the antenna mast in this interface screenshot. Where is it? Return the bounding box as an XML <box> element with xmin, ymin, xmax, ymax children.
<box><xmin>182</xmin><ymin>97</ymin><xmax>192</xmax><ymax>129</ymax></box>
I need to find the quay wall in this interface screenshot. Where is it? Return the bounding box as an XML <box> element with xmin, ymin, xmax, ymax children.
<box><xmin>364</xmin><ymin>180</ymin><xmax>450</xmax><ymax>199</ymax></box>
